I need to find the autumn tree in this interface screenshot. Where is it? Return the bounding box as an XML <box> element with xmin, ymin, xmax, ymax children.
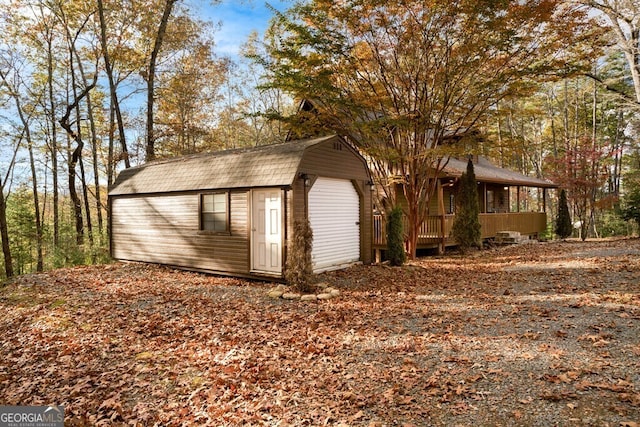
<box><xmin>451</xmin><ymin>159</ymin><xmax>481</xmax><ymax>252</ymax></box>
<box><xmin>96</xmin><ymin>0</ymin><xmax>132</xmax><ymax>174</ymax></box>
<box><xmin>53</xmin><ymin>0</ymin><xmax>100</xmax><ymax>247</ymax></box>
<box><xmin>154</xmin><ymin>16</ymin><xmax>228</xmax><ymax>157</ymax></box>
<box><xmin>549</xmin><ymin>140</ymin><xmax>610</xmax><ymax>240</ymax></box>
<box><xmin>578</xmin><ymin>0</ymin><xmax>640</xmax><ymax>106</ymax></box>
<box><xmin>144</xmin><ymin>0</ymin><xmax>179</xmax><ymax>162</ymax></box>
<box><xmin>0</xmin><ymin>0</ymin><xmax>235</xmax><ymax>276</ymax></box>
<box><xmin>259</xmin><ymin>0</ymin><xmax>601</xmax><ymax>258</ymax></box>
<box><xmin>234</xmin><ymin>31</ymin><xmax>294</xmax><ymax>147</ymax></box>
<box><xmin>0</xmin><ymin>66</ymin><xmax>45</xmax><ymax>272</ymax></box>
<box><xmin>213</xmin><ymin>32</ymin><xmax>294</xmax><ymax>150</ymax></box>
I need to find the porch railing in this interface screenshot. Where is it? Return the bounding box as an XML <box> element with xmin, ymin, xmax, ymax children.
<box><xmin>373</xmin><ymin>212</ymin><xmax>548</xmax><ymax>248</ymax></box>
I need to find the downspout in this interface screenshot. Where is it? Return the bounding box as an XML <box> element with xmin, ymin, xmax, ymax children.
<box><xmin>302</xmin><ymin>174</ymin><xmax>309</xmax><ymax>219</ymax></box>
<box><xmin>283</xmin><ymin>187</ymin><xmax>289</xmax><ymax>278</ymax></box>
<box><xmin>108</xmin><ymin>195</ymin><xmax>113</xmax><ymax>258</ymax></box>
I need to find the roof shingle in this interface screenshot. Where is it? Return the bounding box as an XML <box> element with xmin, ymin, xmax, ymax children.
<box><xmin>109</xmin><ymin>135</ymin><xmax>337</xmax><ymax>196</ymax></box>
<box><xmin>442</xmin><ymin>157</ymin><xmax>557</xmax><ymax>188</ymax></box>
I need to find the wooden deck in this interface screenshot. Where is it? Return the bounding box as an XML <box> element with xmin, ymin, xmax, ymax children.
<box><xmin>373</xmin><ymin>212</ymin><xmax>548</xmax><ymax>249</ymax></box>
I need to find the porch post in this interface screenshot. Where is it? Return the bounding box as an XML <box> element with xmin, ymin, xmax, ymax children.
<box><xmin>517</xmin><ymin>186</ymin><xmax>521</xmax><ymax>212</ymax></box>
<box><xmin>543</xmin><ymin>188</ymin><xmax>547</xmax><ymax>213</ymax></box>
<box><xmin>438</xmin><ymin>179</ymin><xmax>445</xmax><ymax>254</ymax></box>
<box><xmin>483</xmin><ymin>182</ymin><xmax>488</xmax><ymax>213</ymax></box>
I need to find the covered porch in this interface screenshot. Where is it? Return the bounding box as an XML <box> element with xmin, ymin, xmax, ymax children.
<box><xmin>373</xmin><ymin>211</ymin><xmax>549</xmax><ymax>250</ymax></box>
<box><xmin>372</xmin><ymin>156</ymin><xmax>558</xmax><ymax>256</ymax></box>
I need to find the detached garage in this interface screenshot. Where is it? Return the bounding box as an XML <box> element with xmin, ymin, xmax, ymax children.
<box><xmin>108</xmin><ymin>135</ymin><xmax>373</xmax><ymax>279</ymax></box>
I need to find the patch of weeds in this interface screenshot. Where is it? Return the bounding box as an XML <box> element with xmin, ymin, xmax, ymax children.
<box><xmin>2</xmin><ymin>290</ymin><xmax>43</xmax><ymax>308</ymax></box>
<box><xmin>49</xmin><ymin>298</ymin><xmax>66</xmax><ymax>309</ymax></box>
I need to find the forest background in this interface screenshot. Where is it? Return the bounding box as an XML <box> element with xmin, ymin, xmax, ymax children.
<box><xmin>0</xmin><ymin>0</ymin><xmax>639</xmax><ymax>279</ymax></box>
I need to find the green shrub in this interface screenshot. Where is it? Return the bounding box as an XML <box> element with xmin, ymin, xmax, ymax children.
<box><xmin>555</xmin><ymin>189</ymin><xmax>572</xmax><ymax>239</ymax></box>
<box><xmin>599</xmin><ymin>210</ymin><xmax>632</xmax><ymax>237</ymax></box>
<box><xmin>451</xmin><ymin>159</ymin><xmax>481</xmax><ymax>252</ymax></box>
<box><xmin>386</xmin><ymin>206</ymin><xmax>406</xmax><ymax>266</ymax></box>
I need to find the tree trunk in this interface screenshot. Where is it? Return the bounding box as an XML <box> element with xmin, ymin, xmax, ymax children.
<box><xmin>68</xmin><ymin>137</ymin><xmax>84</xmax><ymax>246</ymax></box>
<box><xmin>0</xmin><ymin>180</ymin><xmax>13</xmax><ymax>279</ymax></box>
<box><xmin>107</xmin><ymin>101</ymin><xmax>115</xmax><ymax>186</ymax></box>
<box><xmin>59</xmin><ymin>81</ymin><xmax>96</xmax><ymax>246</ymax></box>
<box><xmin>612</xmin><ymin>110</ymin><xmax>623</xmax><ymax>195</ymax></box>
<box><xmin>58</xmin><ymin>5</ymin><xmax>97</xmax><ymax>247</ymax></box>
<box><xmin>146</xmin><ymin>0</ymin><xmax>179</xmax><ymax>162</ymax></box>
<box><xmin>45</xmin><ymin>23</ymin><xmax>60</xmax><ymax>247</ymax></box>
<box><xmin>77</xmin><ymin>65</ymin><xmax>100</xmax><ymax>238</ymax></box>
<box><xmin>87</xmin><ymin>92</ymin><xmax>103</xmax><ymax>233</ymax></box>
<box><xmin>79</xmin><ymin>157</ymin><xmax>93</xmax><ymax>246</ymax></box>
<box><xmin>27</xmin><ymin>142</ymin><xmax>44</xmax><ymax>271</ymax></box>
<box><xmin>97</xmin><ymin>0</ymin><xmax>130</xmax><ymax>169</ymax></box>
<box><xmin>67</xmin><ymin>69</ymin><xmax>84</xmax><ymax>246</ymax></box>
<box><xmin>0</xmin><ymin>125</ymin><xmax>21</xmax><ymax>278</ymax></box>
<box><xmin>24</xmin><ymin>118</ymin><xmax>44</xmax><ymax>272</ymax></box>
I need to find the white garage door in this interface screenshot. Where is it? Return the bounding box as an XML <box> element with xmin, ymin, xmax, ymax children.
<box><xmin>308</xmin><ymin>177</ymin><xmax>360</xmax><ymax>272</ymax></box>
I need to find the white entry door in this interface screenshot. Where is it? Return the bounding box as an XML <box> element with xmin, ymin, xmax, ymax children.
<box><xmin>252</xmin><ymin>189</ymin><xmax>282</xmax><ymax>273</ymax></box>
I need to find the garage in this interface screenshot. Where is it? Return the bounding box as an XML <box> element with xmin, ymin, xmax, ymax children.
<box><xmin>308</xmin><ymin>177</ymin><xmax>361</xmax><ymax>272</ymax></box>
<box><xmin>110</xmin><ymin>134</ymin><xmax>372</xmax><ymax>280</ymax></box>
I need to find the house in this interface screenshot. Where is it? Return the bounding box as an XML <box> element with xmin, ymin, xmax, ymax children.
<box><xmin>108</xmin><ymin>135</ymin><xmax>373</xmax><ymax>279</ymax></box>
<box><xmin>285</xmin><ymin>100</ymin><xmax>559</xmax><ymax>255</ymax></box>
<box><xmin>373</xmin><ymin>155</ymin><xmax>558</xmax><ymax>254</ymax></box>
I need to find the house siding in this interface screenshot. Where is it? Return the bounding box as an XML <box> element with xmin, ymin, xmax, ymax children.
<box><xmin>111</xmin><ymin>191</ymin><xmax>250</xmax><ymax>275</ymax></box>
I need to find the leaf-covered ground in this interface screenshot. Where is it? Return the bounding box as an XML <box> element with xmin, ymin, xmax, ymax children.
<box><xmin>1</xmin><ymin>238</ymin><xmax>640</xmax><ymax>426</ymax></box>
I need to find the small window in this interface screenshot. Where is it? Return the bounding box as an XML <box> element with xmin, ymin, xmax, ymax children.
<box><xmin>201</xmin><ymin>193</ymin><xmax>228</xmax><ymax>232</ymax></box>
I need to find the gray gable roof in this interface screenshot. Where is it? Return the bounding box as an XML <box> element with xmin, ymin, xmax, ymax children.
<box><xmin>109</xmin><ymin>135</ymin><xmax>338</xmax><ymax>196</ymax></box>
<box><xmin>442</xmin><ymin>157</ymin><xmax>557</xmax><ymax>188</ymax></box>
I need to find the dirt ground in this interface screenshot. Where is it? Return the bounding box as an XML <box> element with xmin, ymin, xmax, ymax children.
<box><xmin>1</xmin><ymin>238</ymin><xmax>639</xmax><ymax>426</ymax></box>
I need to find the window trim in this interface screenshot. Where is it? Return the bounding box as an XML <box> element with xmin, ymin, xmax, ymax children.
<box><xmin>199</xmin><ymin>192</ymin><xmax>230</xmax><ymax>234</ymax></box>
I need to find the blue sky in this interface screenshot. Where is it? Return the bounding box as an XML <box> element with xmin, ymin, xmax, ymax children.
<box><xmin>187</xmin><ymin>0</ymin><xmax>292</xmax><ymax>59</ymax></box>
